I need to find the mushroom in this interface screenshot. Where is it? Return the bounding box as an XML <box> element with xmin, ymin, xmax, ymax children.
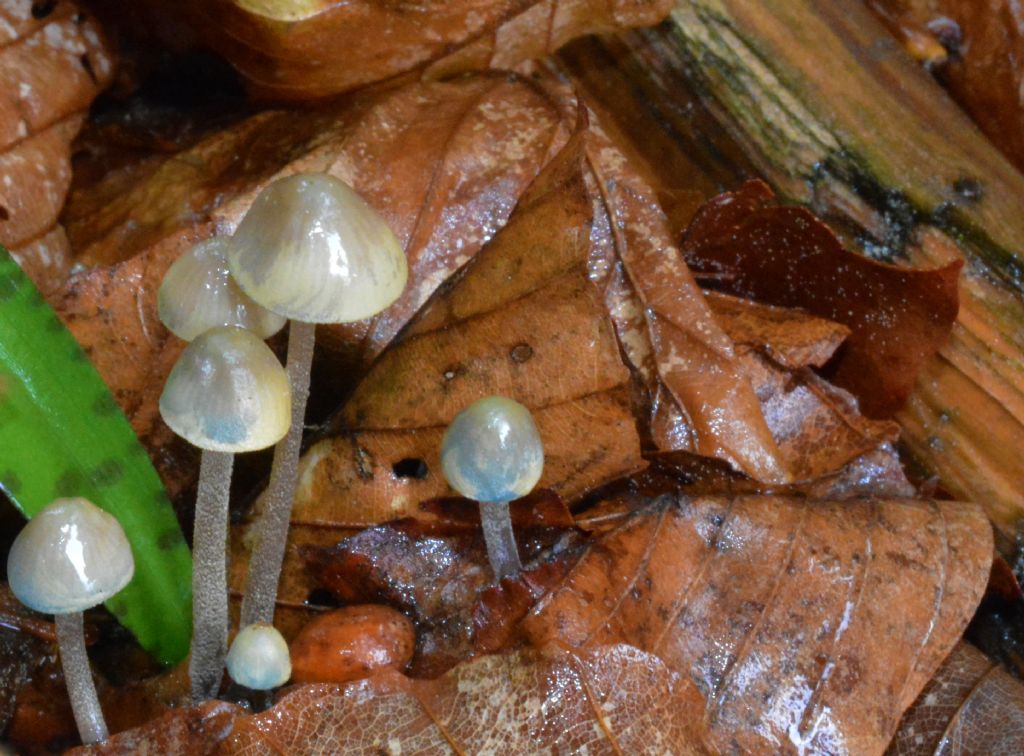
<box><xmin>227</xmin><ymin>172</ymin><xmax>407</xmax><ymax>627</ymax></box>
<box><xmin>225</xmin><ymin>622</ymin><xmax>292</xmax><ymax>691</ymax></box>
<box><xmin>160</xmin><ymin>326</ymin><xmax>291</xmax><ymax>701</ymax></box>
<box><xmin>158</xmin><ymin>236</ymin><xmax>286</xmax><ymax>342</ymax></box>
<box><xmin>440</xmin><ymin>396</ymin><xmax>544</xmax><ymax>581</ymax></box>
<box><xmin>7</xmin><ymin>497</ymin><xmax>134</xmax><ymax>744</ymax></box>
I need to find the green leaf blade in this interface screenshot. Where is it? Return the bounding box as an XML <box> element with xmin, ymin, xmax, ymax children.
<box><xmin>0</xmin><ymin>249</ymin><xmax>192</xmax><ymax>665</ymax></box>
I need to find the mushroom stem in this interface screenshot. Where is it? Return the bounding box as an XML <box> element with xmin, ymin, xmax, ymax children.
<box><xmin>190</xmin><ymin>449</ymin><xmax>235</xmax><ymax>702</ymax></box>
<box><xmin>480</xmin><ymin>502</ymin><xmax>522</xmax><ymax>581</ymax></box>
<box><xmin>55</xmin><ymin>612</ymin><xmax>108</xmax><ymax>744</ymax></box>
<box><xmin>240</xmin><ymin>319</ymin><xmax>315</xmax><ymax>626</ymax></box>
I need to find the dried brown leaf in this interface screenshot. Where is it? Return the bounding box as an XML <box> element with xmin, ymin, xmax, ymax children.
<box><xmin>522</xmin><ymin>495</ymin><xmax>992</xmax><ymax>753</ymax></box>
<box><xmin>237</xmin><ymin>130</ymin><xmax>645</xmax><ymax>639</ymax></box>
<box><xmin>888</xmin><ymin>641</ymin><xmax>1024</xmax><ymax>755</ymax></box>
<box><xmin>169</xmin><ymin>0</ymin><xmax>672</xmax><ymax>100</ymax></box>
<box><xmin>0</xmin><ymin>0</ymin><xmax>114</xmax><ymax>293</ymax></box>
<box><xmin>682</xmin><ymin>180</ymin><xmax>961</xmax><ymax>418</ymax></box>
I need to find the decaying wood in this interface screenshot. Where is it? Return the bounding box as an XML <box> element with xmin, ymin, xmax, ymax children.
<box><xmin>562</xmin><ymin>0</ymin><xmax>1024</xmax><ymax>549</ymax></box>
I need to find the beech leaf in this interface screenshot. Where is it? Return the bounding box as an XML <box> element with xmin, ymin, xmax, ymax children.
<box><xmin>681</xmin><ymin>180</ymin><xmax>961</xmax><ymax>418</ymax></box>
<box><xmin>888</xmin><ymin>641</ymin><xmax>1024</xmax><ymax>755</ymax></box>
<box><xmin>522</xmin><ymin>495</ymin><xmax>992</xmax><ymax>753</ymax></box>
<box><xmin>0</xmin><ymin>0</ymin><xmax>114</xmax><ymax>294</ymax></box>
<box><xmin>168</xmin><ymin>0</ymin><xmax>673</xmax><ymax>100</ymax></box>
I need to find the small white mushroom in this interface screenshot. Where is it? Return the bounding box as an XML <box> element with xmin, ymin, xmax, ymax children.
<box><xmin>227</xmin><ymin>173</ymin><xmax>408</xmax><ymax>628</ymax></box>
<box><xmin>225</xmin><ymin>623</ymin><xmax>292</xmax><ymax>691</ymax></box>
<box><xmin>160</xmin><ymin>326</ymin><xmax>291</xmax><ymax>702</ymax></box>
<box><xmin>441</xmin><ymin>396</ymin><xmax>544</xmax><ymax>581</ymax></box>
<box><xmin>158</xmin><ymin>237</ymin><xmax>286</xmax><ymax>342</ymax></box>
<box><xmin>8</xmin><ymin>498</ymin><xmax>135</xmax><ymax>744</ymax></box>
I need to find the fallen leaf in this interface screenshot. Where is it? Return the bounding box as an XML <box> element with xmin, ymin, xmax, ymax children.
<box><xmin>522</xmin><ymin>494</ymin><xmax>991</xmax><ymax>754</ymax></box>
<box><xmin>301</xmin><ymin>496</ymin><xmax>583</xmax><ymax>676</ymax></box>
<box><xmin>78</xmin><ymin>645</ymin><xmax>700</xmax><ymax>755</ymax></box>
<box><xmin>0</xmin><ymin>0</ymin><xmax>114</xmax><ymax>293</ymax></box>
<box><xmin>681</xmin><ymin>180</ymin><xmax>962</xmax><ymax>418</ymax></box>
<box><xmin>707</xmin><ymin>290</ymin><xmax>901</xmax><ymax>481</ymax></box>
<box><xmin>237</xmin><ymin>128</ymin><xmax>645</xmax><ymax>639</ymax></box>
<box><xmin>166</xmin><ymin>0</ymin><xmax>673</xmax><ymax>100</ymax></box>
<box><xmin>888</xmin><ymin>641</ymin><xmax>1024</xmax><ymax>755</ymax></box>
<box><xmin>58</xmin><ymin>74</ymin><xmax>571</xmax><ymax>493</ymax></box>
<box><xmin>69</xmin><ymin>700</ymin><xmax>242</xmax><ymax>756</ymax></box>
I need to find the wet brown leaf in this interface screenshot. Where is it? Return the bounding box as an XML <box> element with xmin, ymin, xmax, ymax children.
<box><xmin>58</xmin><ymin>74</ymin><xmax>570</xmax><ymax>493</ymax></box>
<box><xmin>888</xmin><ymin>642</ymin><xmax>1024</xmax><ymax>755</ymax></box>
<box><xmin>70</xmin><ymin>700</ymin><xmax>243</xmax><ymax>756</ymax></box>
<box><xmin>168</xmin><ymin>0</ymin><xmax>672</xmax><ymax>101</ymax></box>
<box><xmin>0</xmin><ymin>0</ymin><xmax>114</xmax><ymax>293</ymax></box>
<box><xmin>302</xmin><ymin>502</ymin><xmax>581</xmax><ymax>676</ymax></box>
<box><xmin>236</xmin><ymin>128</ymin><xmax>645</xmax><ymax>639</ymax></box>
<box><xmin>522</xmin><ymin>494</ymin><xmax>992</xmax><ymax>754</ymax></box>
<box><xmin>682</xmin><ymin>180</ymin><xmax>961</xmax><ymax>418</ymax></box>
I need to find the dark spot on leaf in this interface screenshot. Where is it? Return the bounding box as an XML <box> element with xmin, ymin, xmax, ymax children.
<box><xmin>0</xmin><ymin>206</ymin><xmax>10</xmax><ymax>222</ymax></box>
<box><xmin>1</xmin><ymin>471</ymin><xmax>22</xmax><ymax>496</ymax></box>
<box><xmin>509</xmin><ymin>342</ymin><xmax>534</xmax><ymax>363</ymax></box>
<box><xmin>72</xmin><ymin>11</ymin><xmax>86</xmax><ymax>24</ymax></box>
<box><xmin>354</xmin><ymin>444</ymin><xmax>374</xmax><ymax>480</ymax></box>
<box><xmin>157</xmin><ymin>527</ymin><xmax>185</xmax><ymax>551</ymax></box>
<box><xmin>54</xmin><ymin>469</ymin><xmax>86</xmax><ymax>497</ymax></box>
<box><xmin>92</xmin><ymin>393</ymin><xmax>119</xmax><ymax>417</ymax></box>
<box><xmin>0</xmin><ymin>277</ymin><xmax>18</xmax><ymax>301</ymax></box>
<box><xmin>92</xmin><ymin>459</ymin><xmax>124</xmax><ymax>487</ymax></box>
<box><xmin>80</xmin><ymin>54</ymin><xmax>97</xmax><ymax>84</ymax></box>
<box><xmin>30</xmin><ymin>0</ymin><xmax>57</xmax><ymax>19</ymax></box>
<box><xmin>392</xmin><ymin>458</ymin><xmax>428</xmax><ymax>480</ymax></box>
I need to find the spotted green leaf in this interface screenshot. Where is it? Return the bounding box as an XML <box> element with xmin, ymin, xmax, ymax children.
<box><xmin>0</xmin><ymin>249</ymin><xmax>191</xmax><ymax>664</ymax></box>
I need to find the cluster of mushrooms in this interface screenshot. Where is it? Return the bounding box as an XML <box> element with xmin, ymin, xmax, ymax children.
<box><xmin>6</xmin><ymin>172</ymin><xmax>546</xmax><ymax>745</ymax></box>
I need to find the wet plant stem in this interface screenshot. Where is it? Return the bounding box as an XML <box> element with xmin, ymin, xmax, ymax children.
<box><xmin>190</xmin><ymin>449</ymin><xmax>234</xmax><ymax>702</ymax></box>
<box><xmin>240</xmin><ymin>319</ymin><xmax>315</xmax><ymax>626</ymax></box>
<box><xmin>481</xmin><ymin>501</ymin><xmax>522</xmax><ymax>581</ymax></box>
<box><xmin>56</xmin><ymin>611</ymin><xmax>107</xmax><ymax>744</ymax></box>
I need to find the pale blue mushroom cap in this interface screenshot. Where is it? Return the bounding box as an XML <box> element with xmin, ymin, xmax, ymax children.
<box><xmin>441</xmin><ymin>396</ymin><xmax>544</xmax><ymax>503</ymax></box>
<box><xmin>226</xmin><ymin>623</ymin><xmax>291</xmax><ymax>690</ymax></box>
<box><xmin>8</xmin><ymin>498</ymin><xmax>134</xmax><ymax>615</ymax></box>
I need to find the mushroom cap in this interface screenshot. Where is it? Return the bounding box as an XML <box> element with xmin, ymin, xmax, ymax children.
<box><xmin>8</xmin><ymin>498</ymin><xmax>135</xmax><ymax>615</ymax></box>
<box><xmin>228</xmin><ymin>173</ymin><xmax>408</xmax><ymax>324</ymax></box>
<box><xmin>159</xmin><ymin>326</ymin><xmax>291</xmax><ymax>453</ymax></box>
<box><xmin>158</xmin><ymin>237</ymin><xmax>287</xmax><ymax>341</ymax></box>
<box><xmin>441</xmin><ymin>396</ymin><xmax>544</xmax><ymax>503</ymax></box>
<box><xmin>226</xmin><ymin>622</ymin><xmax>292</xmax><ymax>690</ymax></box>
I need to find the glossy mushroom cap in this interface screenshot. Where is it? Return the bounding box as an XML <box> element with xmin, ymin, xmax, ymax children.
<box><xmin>226</xmin><ymin>623</ymin><xmax>292</xmax><ymax>690</ymax></box>
<box><xmin>8</xmin><ymin>498</ymin><xmax>134</xmax><ymax>615</ymax></box>
<box><xmin>441</xmin><ymin>396</ymin><xmax>544</xmax><ymax>503</ymax></box>
<box><xmin>159</xmin><ymin>326</ymin><xmax>291</xmax><ymax>453</ymax></box>
<box><xmin>227</xmin><ymin>173</ymin><xmax>408</xmax><ymax>324</ymax></box>
<box><xmin>158</xmin><ymin>237</ymin><xmax>287</xmax><ymax>342</ymax></box>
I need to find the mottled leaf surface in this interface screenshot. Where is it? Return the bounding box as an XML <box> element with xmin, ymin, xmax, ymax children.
<box><xmin>888</xmin><ymin>641</ymin><xmax>1024</xmax><ymax>755</ymax></box>
<box><xmin>0</xmin><ymin>0</ymin><xmax>114</xmax><ymax>293</ymax></box>
<box><xmin>522</xmin><ymin>495</ymin><xmax>991</xmax><ymax>754</ymax></box>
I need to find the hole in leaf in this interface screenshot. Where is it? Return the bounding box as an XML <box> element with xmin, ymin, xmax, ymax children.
<box><xmin>392</xmin><ymin>458</ymin><xmax>429</xmax><ymax>480</ymax></box>
<box><xmin>30</xmin><ymin>0</ymin><xmax>57</xmax><ymax>19</ymax></box>
<box><xmin>304</xmin><ymin>589</ymin><xmax>341</xmax><ymax>608</ymax></box>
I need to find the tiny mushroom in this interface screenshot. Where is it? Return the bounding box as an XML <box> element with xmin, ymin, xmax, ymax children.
<box><xmin>225</xmin><ymin>622</ymin><xmax>292</xmax><ymax>691</ymax></box>
<box><xmin>160</xmin><ymin>326</ymin><xmax>291</xmax><ymax>702</ymax></box>
<box><xmin>227</xmin><ymin>172</ymin><xmax>408</xmax><ymax>627</ymax></box>
<box><xmin>8</xmin><ymin>497</ymin><xmax>135</xmax><ymax>745</ymax></box>
<box><xmin>158</xmin><ymin>237</ymin><xmax>286</xmax><ymax>342</ymax></box>
<box><xmin>441</xmin><ymin>396</ymin><xmax>545</xmax><ymax>581</ymax></box>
